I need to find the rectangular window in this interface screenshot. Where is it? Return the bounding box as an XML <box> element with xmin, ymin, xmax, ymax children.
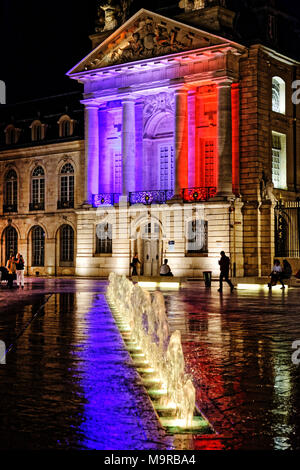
<box><xmin>204</xmin><ymin>140</ymin><xmax>215</xmax><ymax>187</ymax></box>
<box><xmin>114</xmin><ymin>152</ymin><xmax>122</xmax><ymax>194</ymax></box>
<box><xmin>187</xmin><ymin>220</ymin><xmax>208</xmax><ymax>254</ymax></box>
<box><xmin>96</xmin><ymin>223</ymin><xmax>112</xmax><ymax>254</ymax></box>
<box><xmin>272</xmin><ymin>132</ymin><xmax>287</xmax><ymax>189</ymax></box>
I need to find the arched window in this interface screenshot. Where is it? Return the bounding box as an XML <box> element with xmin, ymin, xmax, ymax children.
<box><xmin>4</xmin><ymin>125</ymin><xmax>20</xmax><ymax>145</ymax></box>
<box><xmin>60</xmin><ymin>225</ymin><xmax>74</xmax><ymax>264</ymax></box>
<box><xmin>96</xmin><ymin>223</ymin><xmax>112</xmax><ymax>254</ymax></box>
<box><xmin>30</xmin><ymin>120</ymin><xmax>45</xmax><ymax>142</ymax></box>
<box><xmin>30</xmin><ymin>166</ymin><xmax>45</xmax><ymax>210</ymax></box>
<box><xmin>58</xmin><ymin>163</ymin><xmax>74</xmax><ymax>209</ymax></box>
<box><xmin>3</xmin><ymin>226</ymin><xmax>18</xmax><ymax>262</ymax></box>
<box><xmin>4</xmin><ymin>169</ymin><xmax>17</xmax><ymax>212</ymax></box>
<box><xmin>31</xmin><ymin>226</ymin><xmax>45</xmax><ymax>266</ymax></box>
<box><xmin>272</xmin><ymin>76</ymin><xmax>286</xmax><ymax>114</ymax></box>
<box><xmin>186</xmin><ymin>219</ymin><xmax>208</xmax><ymax>254</ymax></box>
<box><xmin>58</xmin><ymin>115</ymin><xmax>74</xmax><ymax>138</ymax></box>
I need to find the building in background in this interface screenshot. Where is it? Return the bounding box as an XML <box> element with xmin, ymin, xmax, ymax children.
<box><xmin>1</xmin><ymin>1</ymin><xmax>300</xmax><ymax>278</ymax></box>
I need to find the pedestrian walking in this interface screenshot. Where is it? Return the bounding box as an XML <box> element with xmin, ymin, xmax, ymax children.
<box><xmin>130</xmin><ymin>253</ymin><xmax>141</xmax><ymax>276</ymax></box>
<box><xmin>218</xmin><ymin>251</ymin><xmax>234</xmax><ymax>293</ymax></box>
<box><xmin>268</xmin><ymin>259</ymin><xmax>285</xmax><ymax>289</ymax></box>
<box><xmin>15</xmin><ymin>253</ymin><xmax>25</xmax><ymax>288</ymax></box>
<box><xmin>6</xmin><ymin>255</ymin><xmax>16</xmax><ymax>289</ymax></box>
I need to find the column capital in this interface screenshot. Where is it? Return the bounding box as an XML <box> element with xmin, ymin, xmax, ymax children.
<box><xmin>214</xmin><ymin>77</ymin><xmax>235</xmax><ymax>88</ymax></box>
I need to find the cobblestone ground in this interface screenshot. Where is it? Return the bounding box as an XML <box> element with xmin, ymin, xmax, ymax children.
<box><xmin>0</xmin><ymin>278</ymin><xmax>300</xmax><ymax>450</ymax></box>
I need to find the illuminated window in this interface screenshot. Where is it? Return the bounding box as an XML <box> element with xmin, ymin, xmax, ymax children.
<box><xmin>272</xmin><ymin>77</ymin><xmax>285</xmax><ymax>114</ymax></box>
<box><xmin>159</xmin><ymin>145</ymin><xmax>174</xmax><ymax>190</ymax></box>
<box><xmin>96</xmin><ymin>223</ymin><xmax>112</xmax><ymax>254</ymax></box>
<box><xmin>31</xmin><ymin>226</ymin><xmax>45</xmax><ymax>266</ymax></box>
<box><xmin>113</xmin><ymin>151</ymin><xmax>122</xmax><ymax>194</ymax></box>
<box><xmin>272</xmin><ymin>132</ymin><xmax>287</xmax><ymax>189</ymax></box>
<box><xmin>186</xmin><ymin>219</ymin><xmax>208</xmax><ymax>254</ymax></box>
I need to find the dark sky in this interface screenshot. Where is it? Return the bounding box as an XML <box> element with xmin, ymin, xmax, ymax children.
<box><xmin>1</xmin><ymin>1</ymin><xmax>300</xmax><ymax>104</ymax></box>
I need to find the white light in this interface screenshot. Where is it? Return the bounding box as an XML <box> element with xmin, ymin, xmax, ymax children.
<box><xmin>138</xmin><ymin>281</ymin><xmax>157</xmax><ymax>288</ymax></box>
<box><xmin>237</xmin><ymin>284</ymin><xmax>288</xmax><ymax>291</ymax></box>
<box><xmin>159</xmin><ymin>282</ymin><xmax>180</xmax><ymax>289</ymax></box>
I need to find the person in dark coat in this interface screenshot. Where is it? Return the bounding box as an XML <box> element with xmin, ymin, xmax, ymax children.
<box><xmin>131</xmin><ymin>253</ymin><xmax>140</xmax><ymax>276</ymax></box>
<box><xmin>218</xmin><ymin>251</ymin><xmax>234</xmax><ymax>293</ymax></box>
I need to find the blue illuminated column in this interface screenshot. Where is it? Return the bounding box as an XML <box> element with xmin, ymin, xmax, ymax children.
<box><xmin>84</xmin><ymin>104</ymin><xmax>99</xmax><ymax>204</ymax></box>
<box><xmin>122</xmin><ymin>97</ymin><xmax>136</xmax><ymax>196</ymax></box>
<box><xmin>98</xmin><ymin>106</ymin><xmax>113</xmax><ymax>194</ymax></box>
<box><xmin>135</xmin><ymin>100</ymin><xmax>144</xmax><ymax>192</ymax></box>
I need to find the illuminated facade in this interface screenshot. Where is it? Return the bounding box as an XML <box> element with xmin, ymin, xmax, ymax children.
<box><xmin>1</xmin><ymin>4</ymin><xmax>300</xmax><ymax>278</ymax></box>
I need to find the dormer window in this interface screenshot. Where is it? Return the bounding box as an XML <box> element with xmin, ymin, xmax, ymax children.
<box><xmin>30</xmin><ymin>120</ymin><xmax>46</xmax><ymax>141</ymax></box>
<box><xmin>272</xmin><ymin>77</ymin><xmax>286</xmax><ymax>114</ymax></box>
<box><xmin>58</xmin><ymin>115</ymin><xmax>74</xmax><ymax>137</ymax></box>
<box><xmin>4</xmin><ymin>125</ymin><xmax>20</xmax><ymax>145</ymax></box>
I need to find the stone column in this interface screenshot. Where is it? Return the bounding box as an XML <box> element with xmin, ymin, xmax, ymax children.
<box><xmin>45</xmin><ymin>238</ymin><xmax>56</xmax><ymax>276</ymax></box>
<box><xmin>122</xmin><ymin>97</ymin><xmax>136</xmax><ymax>197</ymax></box>
<box><xmin>84</xmin><ymin>104</ymin><xmax>99</xmax><ymax>204</ymax></box>
<box><xmin>174</xmin><ymin>88</ymin><xmax>189</xmax><ymax>195</ymax></box>
<box><xmin>135</xmin><ymin>100</ymin><xmax>144</xmax><ymax>192</ymax></box>
<box><xmin>216</xmin><ymin>80</ymin><xmax>233</xmax><ymax>197</ymax></box>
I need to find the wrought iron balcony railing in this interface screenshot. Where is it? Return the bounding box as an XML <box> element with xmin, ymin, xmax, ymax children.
<box><xmin>57</xmin><ymin>200</ymin><xmax>74</xmax><ymax>209</ymax></box>
<box><xmin>129</xmin><ymin>190</ymin><xmax>174</xmax><ymax>205</ymax></box>
<box><xmin>3</xmin><ymin>204</ymin><xmax>17</xmax><ymax>213</ymax></box>
<box><xmin>182</xmin><ymin>187</ymin><xmax>217</xmax><ymax>202</ymax></box>
<box><xmin>29</xmin><ymin>202</ymin><xmax>45</xmax><ymax>211</ymax></box>
<box><xmin>92</xmin><ymin>193</ymin><xmax>120</xmax><ymax>207</ymax></box>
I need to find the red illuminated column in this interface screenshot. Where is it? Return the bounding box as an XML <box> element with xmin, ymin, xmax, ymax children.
<box><xmin>122</xmin><ymin>97</ymin><xmax>136</xmax><ymax>196</ymax></box>
<box><xmin>216</xmin><ymin>80</ymin><xmax>233</xmax><ymax>197</ymax></box>
<box><xmin>174</xmin><ymin>88</ymin><xmax>189</xmax><ymax>195</ymax></box>
<box><xmin>188</xmin><ymin>89</ymin><xmax>196</xmax><ymax>188</ymax></box>
<box><xmin>84</xmin><ymin>104</ymin><xmax>99</xmax><ymax>204</ymax></box>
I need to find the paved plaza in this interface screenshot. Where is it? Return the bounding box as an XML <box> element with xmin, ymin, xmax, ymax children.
<box><xmin>0</xmin><ymin>278</ymin><xmax>300</xmax><ymax>450</ymax></box>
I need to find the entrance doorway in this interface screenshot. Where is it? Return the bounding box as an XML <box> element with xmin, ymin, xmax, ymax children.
<box><xmin>134</xmin><ymin>221</ymin><xmax>162</xmax><ymax>276</ymax></box>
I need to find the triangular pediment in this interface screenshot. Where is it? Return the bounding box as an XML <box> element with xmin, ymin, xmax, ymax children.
<box><xmin>68</xmin><ymin>9</ymin><xmax>231</xmax><ymax>75</ymax></box>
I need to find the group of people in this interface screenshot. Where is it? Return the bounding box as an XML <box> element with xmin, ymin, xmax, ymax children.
<box><xmin>0</xmin><ymin>253</ymin><xmax>25</xmax><ymax>289</ymax></box>
<box><xmin>131</xmin><ymin>251</ymin><xmax>293</xmax><ymax>291</ymax></box>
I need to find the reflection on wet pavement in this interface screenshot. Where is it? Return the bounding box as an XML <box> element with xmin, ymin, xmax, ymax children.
<box><xmin>0</xmin><ymin>278</ymin><xmax>300</xmax><ymax>450</ymax></box>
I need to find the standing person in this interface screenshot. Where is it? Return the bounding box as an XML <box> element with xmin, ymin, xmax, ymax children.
<box><xmin>131</xmin><ymin>253</ymin><xmax>140</xmax><ymax>276</ymax></box>
<box><xmin>15</xmin><ymin>253</ymin><xmax>25</xmax><ymax>289</ymax></box>
<box><xmin>268</xmin><ymin>259</ymin><xmax>285</xmax><ymax>289</ymax></box>
<box><xmin>6</xmin><ymin>255</ymin><xmax>16</xmax><ymax>289</ymax></box>
<box><xmin>218</xmin><ymin>251</ymin><xmax>234</xmax><ymax>293</ymax></box>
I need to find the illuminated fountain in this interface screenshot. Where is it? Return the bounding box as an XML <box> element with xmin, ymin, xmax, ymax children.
<box><xmin>106</xmin><ymin>273</ymin><xmax>209</xmax><ymax>431</ymax></box>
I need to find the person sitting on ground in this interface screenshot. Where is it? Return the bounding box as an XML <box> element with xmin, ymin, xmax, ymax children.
<box><xmin>281</xmin><ymin>259</ymin><xmax>292</xmax><ymax>281</ymax></box>
<box><xmin>160</xmin><ymin>259</ymin><xmax>173</xmax><ymax>277</ymax></box>
<box><xmin>268</xmin><ymin>259</ymin><xmax>285</xmax><ymax>289</ymax></box>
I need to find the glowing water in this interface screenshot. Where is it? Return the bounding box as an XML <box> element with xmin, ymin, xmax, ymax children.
<box><xmin>107</xmin><ymin>273</ymin><xmax>196</xmax><ymax>428</ymax></box>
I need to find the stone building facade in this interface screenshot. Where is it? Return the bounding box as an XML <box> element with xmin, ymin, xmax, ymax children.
<box><xmin>1</xmin><ymin>3</ymin><xmax>300</xmax><ymax>278</ymax></box>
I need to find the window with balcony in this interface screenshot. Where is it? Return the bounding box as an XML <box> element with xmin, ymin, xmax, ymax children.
<box><xmin>30</xmin><ymin>166</ymin><xmax>45</xmax><ymax>211</ymax></box>
<box><xmin>58</xmin><ymin>163</ymin><xmax>74</xmax><ymax>209</ymax></box>
<box><xmin>4</xmin><ymin>169</ymin><xmax>17</xmax><ymax>212</ymax></box>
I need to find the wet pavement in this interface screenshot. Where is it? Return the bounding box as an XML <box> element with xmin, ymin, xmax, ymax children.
<box><xmin>0</xmin><ymin>278</ymin><xmax>300</xmax><ymax>450</ymax></box>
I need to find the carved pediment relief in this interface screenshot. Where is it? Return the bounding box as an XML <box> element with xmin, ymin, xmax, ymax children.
<box><xmin>70</xmin><ymin>9</ymin><xmax>226</xmax><ymax>74</ymax></box>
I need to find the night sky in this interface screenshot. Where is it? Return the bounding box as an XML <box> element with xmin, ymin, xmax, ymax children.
<box><xmin>1</xmin><ymin>1</ymin><xmax>300</xmax><ymax>104</ymax></box>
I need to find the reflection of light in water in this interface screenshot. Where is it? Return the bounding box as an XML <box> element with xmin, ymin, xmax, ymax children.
<box><xmin>77</xmin><ymin>293</ymin><xmax>173</xmax><ymax>450</ymax></box>
<box><xmin>271</xmin><ymin>348</ymin><xmax>294</xmax><ymax>450</ymax></box>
